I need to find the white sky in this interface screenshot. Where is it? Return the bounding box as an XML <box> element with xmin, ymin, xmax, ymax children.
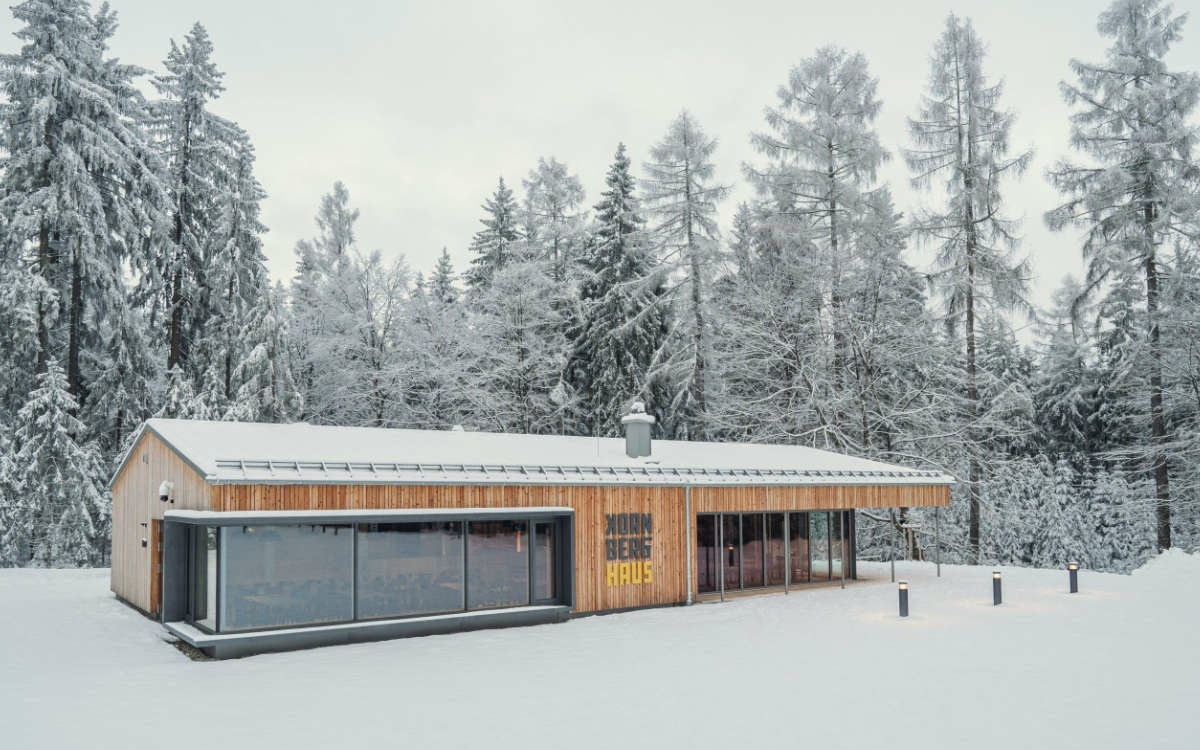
<box><xmin>5</xmin><ymin>0</ymin><xmax>1198</xmax><ymax>316</ymax></box>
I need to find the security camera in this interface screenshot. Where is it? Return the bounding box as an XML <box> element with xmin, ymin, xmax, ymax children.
<box><xmin>158</xmin><ymin>480</ymin><xmax>174</xmax><ymax>504</ymax></box>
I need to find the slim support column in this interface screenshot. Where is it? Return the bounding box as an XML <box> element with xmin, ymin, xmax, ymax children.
<box><xmin>718</xmin><ymin>515</ymin><xmax>726</xmax><ymax>603</ymax></box>
<box><xmin>784</xmin><ymin>512</ymin><xmax>791</xmax><ymax>595</ymax></box>
<box><xmin>839</xmin><ymin>512</ymin><xmax>846</xmax><ymax>590</ymax></box>
<box><xmin>935</xmin><ymin>506</ymin><xmax>941</xmax><ymax>578</ymax></box>
<box><xmin>685</xmin><ymin>487</ymin><xmax>693</xmax><ymax>605</ymax></box>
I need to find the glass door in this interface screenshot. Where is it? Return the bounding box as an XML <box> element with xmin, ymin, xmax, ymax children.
<box><xmin>810</xmin><ymin>512</ymin><xmax>830</xmax><ymax>580</ymax></box>
<box><xmin>765</xmin><ymin>514</ymin><xmax>786</xmax><ymax>586</ymax></box>
<box><xmin>722</xmin><ymin>514</ymin><xmax>741</xmax><ymax>590</ymax></box>
<box><xmin>696</xmin><ymin>515</ymin><xmax>717</xmax><ymax>593</ymax></box>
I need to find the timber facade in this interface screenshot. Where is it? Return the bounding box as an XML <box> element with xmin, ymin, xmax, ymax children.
<box><xmin>110</xmin><ymin>417</ymin><xmax>952</xmax><ymax>657</ymax></box>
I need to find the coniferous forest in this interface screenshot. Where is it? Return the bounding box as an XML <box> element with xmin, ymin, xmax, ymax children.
<box><xmin>0</xmin><ymin>0</ymin><xmax>1197</xmax><ymax>572</ymax></box>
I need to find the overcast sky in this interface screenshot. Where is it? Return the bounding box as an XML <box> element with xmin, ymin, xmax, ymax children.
<box><xmin>6</xmin><ymin>0</ymin><xmax>1199</xmax><ymax>317</ymax></box>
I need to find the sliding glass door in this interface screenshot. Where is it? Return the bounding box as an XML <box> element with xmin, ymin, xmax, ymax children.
<box><xmin>696</xmin><ymin>510</ymin><xmax>853</xmax><ymax>594</ymax></box>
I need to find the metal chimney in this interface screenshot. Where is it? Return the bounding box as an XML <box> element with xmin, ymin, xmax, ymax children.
<box><xmin>621</xmin><ymin>401</ymin><xmax>656</xmax><ymax>458</ymax></box>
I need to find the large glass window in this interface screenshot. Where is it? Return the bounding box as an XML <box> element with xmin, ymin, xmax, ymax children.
<box><xmin>188</xmin><ymin>526</ymin><xmax>217</xmax><ymax>631</ymax></box>
<box><xmin>533</xmin><ymin>521</ymin><xmax>556</xmax><ymax>602</ymax></box>
<box><xmin>696</xmin><ymin>514</ymin><xmax>717</xmax><ymax>593</ymax></box>
<box><xmin>741</xmin><ymin>513</ymin><xmax>765</xmax><ymax>588</ymax></box>
<box><xmin>356</xmin><ymin>522</ymin><xmax>463</xmax><ymax>619</ymax></box>
<box><xmin>789</xmin><ymin>513</ymin><xmax>810</xmax><ymax>584</ymax></box>
<box><xmin>810</xmin><ymin>511</ymin><xmax>830</xmax><ymax>580</ymax></box>
<box><xmin>467</xmin><ymin>520</ymin><xmax>529</xmax><ymax>610</ymax></box>
<box><xmin>721</xmin><ymin>514</ymin><xmax>741</xmax><ymax>590</ymax></box>
<box><xmin>765</xmin><ymin>513</ymin><xmax>786</xmax><ymax>586</ymax></box>
<box><xmin>220</xmin><ymin>524</ymin><xmax>354</xmax><ymax>631</ymax></box>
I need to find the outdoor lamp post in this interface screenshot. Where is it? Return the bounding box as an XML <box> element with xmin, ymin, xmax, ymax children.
<box><xmin>898</xmin><ymin>581</ymin><xmax>909</xmax><ymax>617</ymax></box>
<box><xmin>1068</xmin><ymin>562</ymin><xmax>1079</xmax><ymax>593</ymax></box>
<box><xmin>993</xmin><ymin>571</ymin><xmax>1002</xmax><ymax>606</ymax></box>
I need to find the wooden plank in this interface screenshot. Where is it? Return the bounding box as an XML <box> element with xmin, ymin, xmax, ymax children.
<box><xmin>109</xmin><ymin>431</ymin><xmax>211</xmax><ymax>613</ymax></box>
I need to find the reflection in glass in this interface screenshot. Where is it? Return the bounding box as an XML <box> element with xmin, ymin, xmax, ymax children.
<box><xmin>810</xmin><ymin>512</ymin><xmax>830</xmax><ymax>580</ymax></box>
<box><xmin>722</xmin><ymin>514</ymin><xmax>741</xmax><ymax>590</ymax></box>
<box><xmin>189</xmin><ymin>526</ymin><xmax>218</xmax><ymax>631</ymax></box>
<box><xmin>696</xmin><ymin>515</ymin><xmax>717</xmax><ymax>593</ymax></box>
<box><xmin>741</xmin><ymin>513</ymin><xmax>765</xmax><ymax>588</ymax></box>
<box><xmin>789</xmin><ymin>513</ymin><xmax>810</xmax><ymax>584</ymax></box>
<box><xmin>468</xmin><ymin>520</ymin><xmax>530</xmax><ymax>610</ymax></box>
<box><xmin>765</xmin><ymin>513</ymin><xmax>786</xmax><ymax>586</ymax></box>
<box><xmin>356</xmin><ymin>522</ymin><xmax>464</xmax><ymax>619</ymax></box>
<box><xmin>220</xmin><ymin>524</ymin><xmax>354</xmax><ymax>631</ymax></box>
<box><xmin>533</xmin><ymin>521</ymin><xmax>556</xmax><ymax>601</ymax></box>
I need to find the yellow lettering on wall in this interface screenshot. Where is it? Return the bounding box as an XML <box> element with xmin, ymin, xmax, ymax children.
<box><xmin>606</xmin><ymin>563</ymin><xmax>618</xmax><ymax>587</ymax></box>
<box><xmin>631</xmin><ymin>561</ymin><xmax>643</xmax><ymax>584</ymax></box>
<box><xmin>619</xmin><ymin>562</ymin><xmax>631</xmax><ymax>585</ymax></box>
<box><xmin>644</xmin><ymin>561</ymin><xmax>653</xmax><ymax>584</ymax></box>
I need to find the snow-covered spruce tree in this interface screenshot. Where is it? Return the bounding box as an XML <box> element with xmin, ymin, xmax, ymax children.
<box><xmin>1033</xmin><ymin>277</ymin><xmax>1105</xmax><ymax>457</ymax></box>
<box><xmin>431</xmin><ymin>247</ymin><xmax>458</xmax><ymax>305</ymax></box>
<box><xmin>1045</xmin><ymin>0</ymin><xmax>1200</xmax><ymax>550</ymax></box>
<box><xmin>905</xmin><ymin>15</ymin><xmax>1033</xmax><ymax>561</ymax></box>
<box><xmin>157</xmin><ymin>365</ymin><xmax>214</xmax><ymax>420</ymax></box>
<box><xmin>402</xmin><ymin>266</ymin><xmax>475</xmax><ymax>430</ymax></box>
<box><xmin>466</xmin><ymin>260</ymin><xmax>572</xmax><ymax>435</ymax></box>
<box><xmin>289</xmin><ymin>181</ymin><xmax>360</xmax><ymax>420</ymax></box>
<box><xmin>193</xmin><ymin>127</ymin><xmax>272</xmax><ymax>419</ymax></box>
<box><xmin>568</xmin><ymin>143</ymin><xmax>671</xmax><ymax>436</ymax></box>
<box><xmin>82</xmin><ymin>303</ymin><xmax>157</xmax><ymax>462</ymax></box>
<box><xmin>148</xmin><ymin>22</ymin><xmax>231</xmax><ymax>378</ymax></box>
<box><xmin>0</xmin><ymin>0</ymin><xmax>167</xmax><ymax>403</ymax></box>
<box><xmin>1089</xmin><ymin>464</ymin><xmax>1157</xmax><ymax>571</ymax></box>
<box><xmin>5</xmin><ymin>363</ymin><xmax>109</xmax><ymax>567</ymax></box>
<box><xmin>227</xmin><ymin>283</ymin><xmax>302</xmax><ymax>423</ymax></box>
<box><xmin>745</xmin><ymin>47</ymin><xmax>892</xmax><ymax>451</ymax></box>
<box><xmin>465</xmin><ymin>177</ymin><xmax>521</xmax><ymax>292</ymax></box>
<box><xmin>643</xmin><ymin>111</ymin><xmax>729</xmax><ymax>439</ymax></box>
<box><xmin>522</xmin><ymin>157</ymin><xmax>587</xmax><ymax>285</ymax></box>
<box><xmin>0</xmin><ymin>267</ymin><xmax>52</xmax><ymax>426</ymax></box>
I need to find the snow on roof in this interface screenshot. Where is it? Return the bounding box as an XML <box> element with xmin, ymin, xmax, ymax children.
<box><xmin>115</xmin><ymin>418</ymin><xmax>955</xmax><ymax>488</ymax></box>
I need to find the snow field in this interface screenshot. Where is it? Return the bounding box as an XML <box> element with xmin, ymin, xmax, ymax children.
<box><xmin>1</xmin><ymin>554</ymin><xmax>1197</xmax><ymax>749</ymax></box>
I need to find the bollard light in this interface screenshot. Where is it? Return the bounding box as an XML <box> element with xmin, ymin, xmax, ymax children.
<box><xmin>898</xmin><ymin>580</ymin><xmax>909</xmax><ymax>618</ymax></box>
<box><xmin>1068</xmin><ymin>562</ymin><xmax>1079</xmax><ymax>594</ymax></box>
<box><xmin>993</xmin><ymin>571</ymin><xmax>1002</xmax><ymax>606</ymax></box>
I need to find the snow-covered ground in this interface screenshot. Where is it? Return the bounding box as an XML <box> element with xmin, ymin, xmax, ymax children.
<box><xmin>2</xmin><ymin>556</ymin><xmax>1197</xmax><ymax>750</ymax></box>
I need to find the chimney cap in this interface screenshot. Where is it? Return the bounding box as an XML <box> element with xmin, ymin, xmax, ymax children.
<box><xmin>621</xmin><ymin>401</ymin><xmax>655</xmax><ymax>425</ymax></box>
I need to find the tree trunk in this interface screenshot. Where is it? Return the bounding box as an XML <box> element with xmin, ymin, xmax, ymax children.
<box><xmin>67</xmin><ymin>249</ymin><xmax>85</xmax><ymax>406</ymax></box>
<box><xmin>1145</xmin><ymin>243</ymin><xmax>1171</xmax><ymax>550</ymax></box>
<box><xmin>35</xmin><ymin>221</ymin><xmax>53</xmax><ymax>375</ymax></box>
<box><xmin>956</xmin><ymin>35</ymin><xmax>983</xmax><ymax>564</ymax></box>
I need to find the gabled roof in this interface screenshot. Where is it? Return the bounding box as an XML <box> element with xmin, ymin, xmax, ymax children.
<box><xmin>111</xmin><ymin>418</ymin><xmax>955</xmax><ymax>488</ymax></box>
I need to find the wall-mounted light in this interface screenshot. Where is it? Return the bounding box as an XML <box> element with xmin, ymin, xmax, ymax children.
<box><xmin>898</xmin><ymin>580</ymin><xmax>909</xmax><ymax>617</ymax></box>
<box><xmin>993</xmin><ymin>571</ymin><xmax>1002</xmax><ymax>606</ymax></box>
<box><xmin>1067</xmin><ymin>562</ymin><xmax>1079</xmax><ymax>593</ymax></box>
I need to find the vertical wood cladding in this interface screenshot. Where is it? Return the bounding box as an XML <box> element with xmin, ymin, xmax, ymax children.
<box><xmin>109</xmin><ymin>431</ymin><xmax>211</xmax><ymax>612</ymax></box>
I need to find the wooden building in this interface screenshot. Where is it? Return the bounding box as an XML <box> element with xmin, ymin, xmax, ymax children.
<box><xmin>110</xmin><ymin>409</ymin><xmax>952</xmax><ymax>657</ymax></box>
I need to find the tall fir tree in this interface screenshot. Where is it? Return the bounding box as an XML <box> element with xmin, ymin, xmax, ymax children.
<box><xmin>465</xmin><ymin>177</ymin><xmax>521</xmax><ymax>291</ymax></box>
<box><xmin>522</xmin><ymin>157</ymin><xmax>587</xmax><ymax>284</ymax></box>
<box><xmin>149</xmin><ymin>22</ymin><xmax>229</xmax><ymax>377</ymax></box>
<box><xmin>643</xmin><ymin>111</ymin><xmax>729</xmax><ymax>439</ymax></box>
<box><xmin>570</xmin><ymin>143</ymin><xmax>671</xmax><ymax>435</ymax></box>
<box><xmin>1045</xmin><ymin>0</ymin><xmax>1200</xmax><ymax>550</ymax></box>
<box><xmin>747</xmin><ymin>46</ymin><xmax>892</xmax><ymax>451</ymax></box>
<box><xmin>906</xmin><ymin>16</ymin><xmax>1033</xmax><ymax>560</ymax></box>
<box><xmin>0</xmin><ymin>0</ymin><xmax>166</xmax><ymax>404</ymax></box>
